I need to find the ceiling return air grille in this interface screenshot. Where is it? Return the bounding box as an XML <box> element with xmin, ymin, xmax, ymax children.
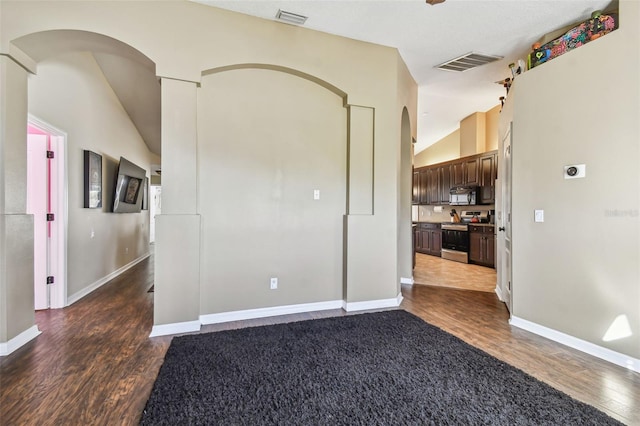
<box><xmin>275</xmin><ymin>9</ymin><xmax>308</xmax><ymax>25</ymax></box>
<box><xmin>436</xmin><ymin>52</ymin><xmax>503</xmax><ymax>72</ymax></box>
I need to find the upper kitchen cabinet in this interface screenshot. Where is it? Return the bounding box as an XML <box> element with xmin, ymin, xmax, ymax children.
<box><xmin>419</xmin><ymin>169</ymin><xmax>429</xmax><ymax>204</ymax></box>
<box><xmin>412</xmin><ymin>169</ymin><xmax>420</xmax><ymax>204</ymax></box>
<box><xmin>451</xmin><ymin>162</ymin><xmax>464</xmax><ymax>186</ymax></box>
<box><xmin>438</xmin><ymin>164</ymin><xmax>451</xmax><ymax>205</ymax></box>
<box><xmin>479</xmin><ymin>152</ymin><xmax>498</xmax><ymax>204</ymax></box>
<box><xmin>427</xmin><ymin>168</ymin><xmax>439</xmax><ymax>204</ymax></box>
<box><xmin>463</xmin><ymin>157</ymin><xmax>480</xmax><ymax>186</ymax></box>
<box><xmin>412</xmin><ymin>150</ymin><xmax>498</xmax><ymax>206</ymax></box>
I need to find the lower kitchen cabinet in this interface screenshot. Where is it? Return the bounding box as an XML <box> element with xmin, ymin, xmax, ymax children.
<box><xmin>415</xmin><ymin>223</ymin><xmax>441</xmax><ymax>257</ymax></box>
<box><xmin>469</xmin><ymin>225</ymin><xmax>495</xmax><ymax>268</ymax></box>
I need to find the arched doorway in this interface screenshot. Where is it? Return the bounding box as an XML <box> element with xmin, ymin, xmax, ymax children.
<box><xmin>398</xmin><ymin>107</ymin><xmax>413</xmax><ymax>286</ymax></box>
<box><xmin>10</xmin><ymin>29</ymin><xmax>158</xmax><ymax>321</ymax></box>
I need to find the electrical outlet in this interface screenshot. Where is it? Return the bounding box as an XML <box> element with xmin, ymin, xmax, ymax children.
<box><xmin>125</xmin><ymin>247</ymin><xmax>129</xmax><ymax>254</ymax></box>
<box><xmin>313</xmin><ymin>189</ymin><xmax>320</xmax><ymax>200</ymax></box>
<box><xmin>270</xmin><ymin>277</ymin><xmax>278</xmax><ymax>290</ymax></box>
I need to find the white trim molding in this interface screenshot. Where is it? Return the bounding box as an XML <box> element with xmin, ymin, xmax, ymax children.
<box><xmin>400</xmin><ymin>277</ymin><xmax>414</xmax><ymax>285</ymax></box>
<box><xmin>67</xmin><ymin>253</ymin><xmax>150</xmax><ymax>306</ymax></box>
<box><xmin>0</xmin><ymin>325</ymin><xmax>41</xmax><ymax>356</ymax></box>
<box><xmin>200</xmin><ymin>300</ymin><xmax>343</xmax><ymax>325</ymax></box>
<box><xmin>149</xmin><ymin>320</ymin><xmax>201</xmax><ymax>338</ymax></box>
<box><xmin>510</xmin><ymin>316</ymin><xmax>640</xmax><ymax>374</ymax></box>
<box><xmin>343</xmin><ymin>293</ymin><xmax>403</xmax><ymax>312</ymax></box>
<box><xmin>494</xmin><ymin>285</ymin><xmax>504</xmax><ymax>302</ymax></box>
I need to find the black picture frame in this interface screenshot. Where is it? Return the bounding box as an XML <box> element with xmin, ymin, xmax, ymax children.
<box><xmin>84</xmin><ymin>150</ymin><xmax>102</xmax><ymax>208</ymax></box>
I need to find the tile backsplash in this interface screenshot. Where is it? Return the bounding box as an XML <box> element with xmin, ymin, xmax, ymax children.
<box><xmin>413</xmin><ymin>204</ymin><xmax>495</xmax><ymax>223</ymax></box>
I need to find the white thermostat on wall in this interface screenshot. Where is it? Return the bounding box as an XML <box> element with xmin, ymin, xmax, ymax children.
<box><xmin>564</xmin><ymin>164</ymin><xmax>586</xmax><ymax>179</ymax></box>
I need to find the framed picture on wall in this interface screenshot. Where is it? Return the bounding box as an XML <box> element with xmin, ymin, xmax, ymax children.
<box><xmin>83</xmin><ymin>150</ymin><xmax>102</xmax><ymax>208</ymax></box>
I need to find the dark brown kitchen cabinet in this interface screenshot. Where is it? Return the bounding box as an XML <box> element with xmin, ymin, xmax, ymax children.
<box><xmin>427</xmin><ymin>168</ymin><xmax>439</xmax><ymax>204</ymax></box>
<box><xmin>464</xmin><ymin>157</ymin><xmax>479</xmax><ymax>185</ymax></box>
<box><xmin>411</xmin><ymin>150</ymin><xmax>497</xmax><ymax>205</ymax></box>
<box><xmin>451</xmin><ymin>162</ymin><xmax>464</xmax><ymax>186</ymax></box>
<box><xmin>479</xmin><ymin>153</ymin><xmax>497</xmax><ymax>204</ymax></box>
<box><xmin>415</xmin><ymin>223</ymin><xmax>441</xmax><ymax>257</ymax></box>
<box><xmin>412</xmin><ymin>170</ymin><xmax>420</xmax><ymax>204</ymax></box>
<box><xmin>469</xmin><ymin>225</ymin><xmax>495</xmax><ymax>268</ymax></box>
<box><xmin>438</xmin><ymin>164</ymin><xmax>451</xmax><ymax>204</ymax></box>
<box><xmin>419</xmin><ymin>170</ymin><xmax>429</xmax><ymax>204</ymax></box>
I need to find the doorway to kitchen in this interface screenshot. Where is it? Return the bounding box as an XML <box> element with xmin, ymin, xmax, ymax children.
<box><xmin>26</xmin><ymin>115</ymin><xmax>67</xmax><ymax>310</ymax></box>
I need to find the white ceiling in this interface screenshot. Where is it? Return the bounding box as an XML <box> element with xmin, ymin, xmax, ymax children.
<box><xmin>194</xmin><ymin>0</ymin><xmax>613</xmax><ymax>153</ymax></box>
<box><xmin>17</xmin><ymin>1</ymin><xmax>614</xmax><ymax>157</ymax></box>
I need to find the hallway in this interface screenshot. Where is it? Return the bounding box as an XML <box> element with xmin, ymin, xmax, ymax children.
<box><xmin>0</xmin><ymin>252</ymin><xmax>638</xmax><ymax>424</ymax></box>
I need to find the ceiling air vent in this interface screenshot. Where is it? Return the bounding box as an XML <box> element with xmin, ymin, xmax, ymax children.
<box><xmin>275</xmin><ymin>9</ymin><xmax>308</xmax><ymax>25</ymax></box>
<box><xmin>436</xmin><ymin>52</ymin><xmax>503</xmax><ymax>72</ymax></box>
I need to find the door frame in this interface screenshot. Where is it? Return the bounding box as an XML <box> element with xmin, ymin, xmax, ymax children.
<box><xmin>496</xmin><ymin>122</ymin><xmax>512</xmax><ymax>313</ymax></box>
<box><xmin>28</xmin><ymin>114</ymin><xmax>68</xmax><ymax>309</ymax></box>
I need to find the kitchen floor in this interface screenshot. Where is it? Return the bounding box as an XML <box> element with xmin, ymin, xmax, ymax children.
<box><xmin>413</xmin><ymin>253</ymin><xmax>496</xmax><ymax>293</ymax></box>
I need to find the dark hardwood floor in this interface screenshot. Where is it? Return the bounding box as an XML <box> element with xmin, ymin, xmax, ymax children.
<box><xmin>1</xmin><ymin>251</ymin><xmax>638</xmax><ymax>424</ymax></box>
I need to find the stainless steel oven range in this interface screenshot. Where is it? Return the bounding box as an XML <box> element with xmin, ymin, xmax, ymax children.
<box><xmin>441</xmin><ymin>223</ymin><xmax>469</xmax><ymax>263</ymax></box>
<box><xmin>441</xmin><ymin>210</ymin><xmax>489</xmax><ymax>263</ymax></box>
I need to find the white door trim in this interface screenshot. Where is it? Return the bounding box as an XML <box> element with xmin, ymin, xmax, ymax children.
<box><xmin>28</xmin><ymin>114</ymin><xmax>68</xmax><ymax>309</ymax></box>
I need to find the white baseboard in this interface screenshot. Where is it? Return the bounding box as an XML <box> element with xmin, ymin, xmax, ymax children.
<box><xmin>510</xmin><ymin>316</ymin><xmax>640</xmax><ymax>374</ymax></box>
<box><xmin>400</xmin><ymin>277</ymin><xmax>414</xmax><ymax>285</ymax></box>
<box><xmin>200</xmin><ymin>300</ymin><xmax>343</xmax><ymax>325</ymax></box>
<box><xmin>343</xmin><ymin>293</ymin><xmax>403</xmax><ymax>312</ymax></box>
<box><xmin>0</xmin><ymin>325</ymin><xmax>41</xmax><ymax>356</ymax></box>
<box><xmin>149</xmin><ymin>320</ymin><xmax>201</xmax><ymax>337</ymax></box>
<box><xmin>67</xmin><ymin>253</ymin><xmax>150</xmax><ymax>306</ymax></box>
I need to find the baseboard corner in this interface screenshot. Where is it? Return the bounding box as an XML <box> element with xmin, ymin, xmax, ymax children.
<box><xmin>0</xmin><ymin>325</ymin><xmax>41</xmax><ymax>357</ymax></box>
<box><xmin>149</xmin><ymin>320</ymin><xmax>201</xmax><ymax>338</ymax></box>
<box><xmin>343</xmin><ymin>293</ymin><xmax>403</xmax><ymax>312</ymax></box>
<box><xmin>400</xmin><ymin>277</ymin><xmax>414</xmax><ymax>285</ymax></box>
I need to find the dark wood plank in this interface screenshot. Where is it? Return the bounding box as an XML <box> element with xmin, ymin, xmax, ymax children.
<box><xmin>1</xmin><ymin>251</ymin><xmax>638</xmax><ymax>425</ymax></box>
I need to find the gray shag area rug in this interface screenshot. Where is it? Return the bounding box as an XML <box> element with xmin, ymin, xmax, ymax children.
<box><xmin>140</xmin><ymin>310</ymin><xmax>621</xmax><ymax>425</ymax></box>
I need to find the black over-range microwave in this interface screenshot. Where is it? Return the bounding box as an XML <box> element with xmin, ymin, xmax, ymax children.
<box><xmin>449</xmin><ymin>186</ymin><xmax>478</xmax><ymax>205</ymax></box>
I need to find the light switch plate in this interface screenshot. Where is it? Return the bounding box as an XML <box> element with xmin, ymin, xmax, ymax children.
<box><xmin>534</xmin><ymin>210</ymin><xmax>544</xmax><ymax>222</ymax></box>
<box><xmin>313</xmin><ymin>189</ymin><xmax>320</xmax><ymax>200</ymax></box>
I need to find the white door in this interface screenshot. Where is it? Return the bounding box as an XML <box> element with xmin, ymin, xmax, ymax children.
<box><xmin>501</xmin><ymin>124</ymin><xmax>513</xmax><ymax>313</ymax></box>
<box><xmin>149</xmin><ymin>186</ymin><xmax>162</xmax><ymax>243</ymax></box>
<box><xmin>27</xmin><ymin>134</ymin><xmax>49</xmax><ymax>310</ymax></box>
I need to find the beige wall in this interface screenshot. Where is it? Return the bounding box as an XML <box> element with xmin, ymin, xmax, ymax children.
<box><xmin>460</xmin><ymin>112</ymin><xmax>486</xmax><ymax>157</ymax></box>
<box><xmin>414</xmin><ymin>129</ymin><xmax>460</xmax><ymax>167</ymax></box>
<box><xmin>0</xmin><ymin>1</ymin><xmax>416</xmax><ymax>337</ymax></box>
<box><xmin>0</xmin><ymin>55</ymin><xmax>34</xmax><ymax>342</ymax></box>
<box><xmin>28</xmin><ymin>52</ymin><xmax>152</xmax><ymax>298</ymax></box>
<box><xmin>198</xmin><ymin>68</ymin><xmax>346</xmax><ymax>312</ymax></box>
<box><xmin>485</xmin><ymin>105</ymin><xmax>500</xmax><ymax>151</ymax></box>
<box><xmin>509</xmin><ymin>0</ymin><xmax>639</xmax><ymax>359</ymax></box>
<box><xmin>415</xmin><ymin>104</ymin><xmax>499</xmax><ymax>168</ymax></box>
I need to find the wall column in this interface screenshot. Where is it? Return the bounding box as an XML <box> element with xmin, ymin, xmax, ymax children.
<box><xmin>344</xmin><ymin>105</ymin><xmax>397</xmax><ymax>309</ymax></box>
<box><xmin>0</xmin><ymin>55</ymin><xmax>38</xmax><ymax>355</ymax></box>
<box><xmin>151</xmin><ymin>77</ymin><xmax>201</xmax><ymax>335</ymax></box>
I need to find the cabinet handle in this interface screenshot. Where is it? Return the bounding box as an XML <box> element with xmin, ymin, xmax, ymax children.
<box><xmin>498</xmin><ymin>227</ymin><xmax>505</xmax><ymax>232</ymax></box>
